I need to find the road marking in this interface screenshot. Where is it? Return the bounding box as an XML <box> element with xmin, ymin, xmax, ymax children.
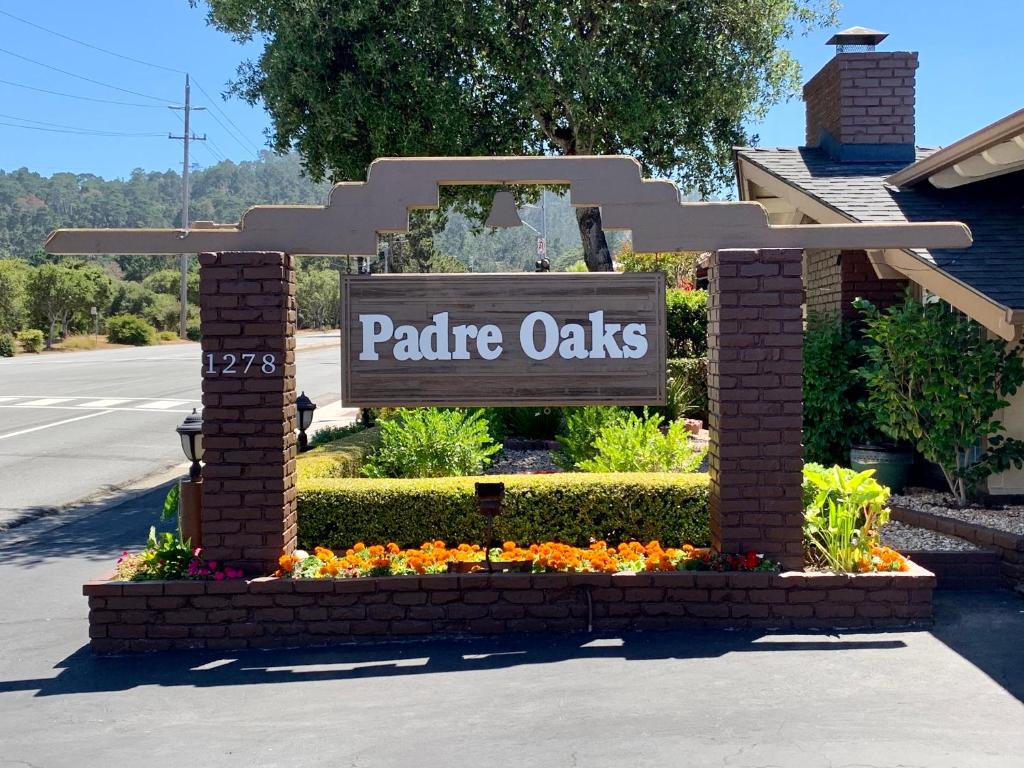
<box><xmin>77</xmin><ymin>399</ymin><xmax>127</xmax><ymax>408</ymax></box>
<box><xmin>0</xmin><ymin>409</ymin><xmax>113</xmax><ymax>441</ymax></box>
<box><xmin>0</xmin><ymin>396</ymin><xmax>22</xmax><ymax>403</ymax></box>
<box><xmin>137</xmin><ymin>400</ymin><xmax>187</xmax><ymax>410</ymax></box>
<box><xmin>18</xmin><ymin>398</ymin><xmax>72</xmax><ymax>407</ymax></box>
<box><xmin>0</xmin><ymin>404</ymin><xmax>194</xmax><ymax>414</ymax></box>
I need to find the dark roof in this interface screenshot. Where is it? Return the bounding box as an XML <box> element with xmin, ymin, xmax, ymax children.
<box><xmin>737</xmin><ymin>146</ymin><xmax>1024</xmax><ymax>310</ymax></box>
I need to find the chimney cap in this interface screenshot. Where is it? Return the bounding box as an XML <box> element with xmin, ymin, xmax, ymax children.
<box><xmin>826</xmin><ymin>26</ymin><xmax>889</xmax><ymax>51</ymax></box>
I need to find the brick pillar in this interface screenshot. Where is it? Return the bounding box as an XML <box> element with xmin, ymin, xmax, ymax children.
<box><xmin>198</xmin><ymin>251</ymin><xmax>297</xmax><ymax>575</ymax></box>
<box><xmin>707</xmin><ymin>248</ymin><xmax>804</xmax><ymax>571</ymax></box>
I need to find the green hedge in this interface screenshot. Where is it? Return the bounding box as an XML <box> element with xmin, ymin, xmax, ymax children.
<box><xmin>666</xmin><ymin>288</ymin><xmax>707</xmax><ymax>358</ymax></box>
<box><xmin>667</xmin><ymin>357</ymin><xmax>708</xmax><ymax>423</ymax></box>
<box><xmin>296</xmin><ymin>426</ymin><xmax>381</xmax><ymax>482</ymax></box>
<box><xmin>297</xmin><ymin>472</ymin><xmax>710</xmax><ymax>550</ymax></box>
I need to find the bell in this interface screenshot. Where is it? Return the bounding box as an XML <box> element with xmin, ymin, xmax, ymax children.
<box><xmin>484</xmin><ymin>190</ymin><xmax>523</xmax><ymax>228</ymax></box>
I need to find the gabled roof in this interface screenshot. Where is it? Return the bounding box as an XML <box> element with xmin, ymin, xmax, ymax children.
<box><xmin>736</xmin><ymin>146</ymin><xmax>1024</xmax><ymax>312</ymax></box>
<box><xmin>887</xmin><ymin>108</ymin><xmax>1024</xmax><ymax>188</ymax></box>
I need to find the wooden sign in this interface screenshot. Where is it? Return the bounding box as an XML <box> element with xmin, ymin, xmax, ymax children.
<box><xmin>341</xmin><ymin>273</ymin><xmax>666</xmax><ymax>406</ymax></box>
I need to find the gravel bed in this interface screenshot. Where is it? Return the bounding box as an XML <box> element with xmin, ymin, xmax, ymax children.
<box><xmin>487</xmin><ymin>449</ymin><xmax>562</xmax><ymax>475</ymax></box>
<box><xmin>889</xmin><ymin>491</ymin><xmax>1024</xmax><ymax>536</ymax></box>
<box><xmin>879</xmin><ymin>520</ymin><xmax>981</xmax><ymax>552</ymax></box>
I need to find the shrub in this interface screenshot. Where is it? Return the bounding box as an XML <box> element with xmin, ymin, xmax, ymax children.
<box><xmin>857</xmin><ymin>295</ymin><xmax>1024</xmax><ymax>505</ymax></box>
<box><xmin>298</xmin><ymin>472</ymin><xmax>710</xmax><ymax>550</ymax></box>
<box><xmin>554</xmin><ymin>406</ymin><xmax>627</xmax><ymax>469</ymax></box>
<box><xmin>666</xmin><ymin>288</ymin><xmax>707</xmax><ymax>357</ymax></box>
<box><xmin>158</xmin><ymin>330</ymin><xmax>178</xmax><ymax>342</ymax></box>
<box><xmin>309</xmin><ymin>422</ymin><xmax>367</xmax><ymax>449</ymax></box>
<box><xmin>16</xmin><ymin>329</ymin><xmax>44</xmax><ymax>353</ymax></box>
<box><xmin>186</xmin><ymin>320</ymin><xmax>201</xmax><ymax>341</ymax></box>
<box><xmin>803</xmin><ymin>314</ymin><xmax>869</xmax><ymax>465</ymax></box>
<box><xmin>61</xmin><ymin>335</ymin><xmax>97</xmax><ymax>351</ymax></box>
<box><xmin>483</xmin><ymin>406</ymin><xmax>564</xmax><ymax>440</ymax></box>
<box><xmin>666</xmin><ymin>357</ymin><xmax>707</xmax><ymax>423</ymax></box>
<box><xmin>579</xmin><ymin>410</ymin><xmax>706</xmax><ymax>473</ymax></box>
<box><xmin>297</xmin><ymin>427</ymin><xmax>381</xmax><ymax>482</ymax></box>
<box><xmin>0</xmin><ymin>333</ymin><xmax>15</xmax><ymax>357</ymax></box>
<box><xmin>106</xmin><ymin>314</ymin><xmax>157</xmax><ymax>346</ymax></box>
<box><xmin>362</xmin><ymin>408</ymin><xmax>501</xmax><ymax>478</ymax></box>
<box><xmin>802</xmin><ymin>463</ymin><xmax>906</xmax><ymax>573</ymax></box>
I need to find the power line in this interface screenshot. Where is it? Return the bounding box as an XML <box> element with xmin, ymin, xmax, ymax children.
<box><xmin>0</xmin><ymin>77</ymin><xmax>173</xmax><ymax>108</ymax></box>
<box><xmin>0</xmin><ymin>46</ymin><xmax>176</xmax><ymax>104</ymax></box>
<box><xmin>0</xmin><ymin>121</ymin><xmax>163</xmax><ymax>138</ymax></box>
<box><xmin>191</xmin><ymin>78</ymin><xmax>262</xmax><ymax>158</ymax></box>
<box><xmin>0</xmin><ymin>9</ymin><xmax>185</xmax><ymax>75</ymax></box>
<box><xmin>0</xmin><ymin>110</ymin><xmax>159</xmax><ymax>135</ymax></box>
<box><xmin>0</xmin><ymin>10</ymin><xmax>263</xmax><ymax>158</ymax></box>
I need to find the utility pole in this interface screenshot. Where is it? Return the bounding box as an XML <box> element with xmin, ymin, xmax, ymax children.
<box><xmin>169</xmin><ymin>74</ymin><xmax>206</xmax><ymax>338</ymax></box>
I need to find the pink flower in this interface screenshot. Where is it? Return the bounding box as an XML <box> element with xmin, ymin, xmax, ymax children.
<box><xmin>207</xmin><ymin>561</ymin><xmax>218</xmax><ymax>570</ymax></box>
<box><xmin>214</xmin><ymin>572</ymin><xmax>226</xmax><ymax>581</ymax></box>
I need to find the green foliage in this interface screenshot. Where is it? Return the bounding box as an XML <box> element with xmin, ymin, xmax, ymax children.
<box><xmin>0</xmin><ymin>333</ymin><xmax>14</xmax><ymax>357</ymax></box>
<box><xmin>142</xmin><ymin>268</ymin><xmax>199</xmax><ymax>305</ymax></box>
<box><xmin>15</xmin><ymin>329</ymin><xmax>43</xmax><ymax>353</ymax></box>
<box><xmin>161</xmin><ymin>483</ymin><xmax>180</xmax><ymax>523</ymax></box>
<box><xmin>186</xmin><ymin>320</ymin><xmax>201</xmax><ymax>342</ymax></box>
<box><xmin>106</xmin><ymin>314</ymin><xmax>156</xmax><ymax>346</ymax></box>
<box><xmin>363</xmin><ymin>409</ymin><xmax>501</xmax><ymax>478</ymax></box>
<box><xmin>0</xmin><ymin>259</ymin><xmax>28</xmax><ymax>333</ymax></box>
<box><xmin>665</xmin><ymin>289</ymin><xmax>708</xmax><ymax>358</ymax></box>
<box><xmin>484</xmin><ymin>407</ymin><xmax>564</xmax><ymax>441</ymax></box>
<box><xmin>309</xmin><ymin>422</ymin><xmax>367</xmax><ymax>449</ymax></box>
<box><xmin>618</xmin><ymin>244</ymin><xmax>702</xmax><ymax>288</ymax></box>
<box><xmin>857</xmin><ymin>295</ymin><xmax>1024</xmax><ymax>505</ymax></box>
<box><xmin>158</xmin><ymin>330</ymin><xmax>178</xmax><ymax>342</ymax></box>
<box><xmin>803</xmin><ymin>314</ymin><xmax>869</xmax><ymax>465</ymax></box>
<box><xmin>26</xmin><ymin>262</ymin><xmax>111</xmax><ymax>348</ymax></box>
<box><xmin>554</xmin><ymin>406</ymin><xmax>628</xmax><ymax>470</ymax></box>
<box><xmin>666</xmin><ymin>357</ymin><xmax>708</xmax><ymax>423</ymax></box>
<box><xmin>132</xmin><ymin>526</ymin><xmax>194</xmax><ymax>581</ymax></box>
<box><xmin>205</xmin><ymin>1</ymin><xmax>834</xmax><ymax>197</ymax></box>
<box><xmin>563</xmin><ymin>260</ymin><xmax>589</xmax><ymax>273</ymax></box>
<box><xmin>296</xmin><ymin>266</ymin><xmax>341</xmax><ymax>328</ymax></box>
<box><xmin>298</xmin><ymin>427</ymin><xmax>382</xmax><ymax>482</ymax></box>
<box><xmin>298</xmin><ymin>472</ymin><xmax>710</xmax><ymax>550</ymax></box>
<box><xmin>579</xmin><ymin>410</ymin><xmax>706</xmax><ymax>473</ymax></box>
<box><xmin>802</xmin><ymin>463</ymin><xmax>891</xmax><ymax>573</ymax></box>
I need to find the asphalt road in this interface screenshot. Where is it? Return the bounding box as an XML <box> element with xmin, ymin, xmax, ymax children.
<box><xmin>0</xmin><ymin>333</ymin><xmax>343</xmax><ymax>526</ymax></box>
<box><xmin>0</xmin><ymin>488</ymin><xmax>1022</xmax><ymax>767</ymax></box>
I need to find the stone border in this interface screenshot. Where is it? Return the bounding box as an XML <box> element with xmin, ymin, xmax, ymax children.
<box><xmin>85</xmin><ymin>567</ymin><xmax>935</xmax><ymax>654</ymax></box>
<box><xmin>900</xmin><ymin>550</ymin><xmax>1001</xmax><ymax>591</ymax></box>
<box><xmin>891</xmin><ymin>504</ymin><xmax>1024</xmax><ymax>590</ymax></box>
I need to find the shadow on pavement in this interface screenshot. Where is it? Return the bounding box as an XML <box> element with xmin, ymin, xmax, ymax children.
<box><xmin>0</xmin><ymin>483</ymin><xmax>174</xmax><ymax>568</ymax></box>
<box><xmin>0</xmin><ymin>630</ymin><xmax>908</xmax><ymax>698</ymax></box>
<box><xmin>929</xmin><ymin>590</ymin><xmax>1024</xmax><ymax>704</ymax></box>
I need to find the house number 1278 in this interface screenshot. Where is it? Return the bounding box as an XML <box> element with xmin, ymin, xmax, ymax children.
<box><xmin>205</xmin><ymin>353</ymin><xmax>278</xmax><ymax>375</ymax></box>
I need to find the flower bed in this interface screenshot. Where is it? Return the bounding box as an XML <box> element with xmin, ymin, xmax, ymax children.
<box><xmin>84</xmin><ymin>564</ymin><xmax>936</xmax><ymax>654</ymax></box>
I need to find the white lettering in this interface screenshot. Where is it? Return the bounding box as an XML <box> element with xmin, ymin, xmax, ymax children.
<box><xmin>520</xmin><ymin>311</ymin><xmax>559</xmax><ymax>360</ymax></box>
<box><xmin>476</xmin><ymin>325</ymin><xmax>503</xmax><ymax>360</ymax></box>
<box><xmin>359</xmin><ymin>314</ymin><xmax>393</xmax><ymax>361</ymax></box>
<box><xmin>451</xmin><ymin>324</ymin><xmax>478</xmax><ymax>360</ymax></box>
<box><xmin>393</xmin><ymin>324</ymin><xmax>423</xmax><ymax>361</ymax></box>
<box><xmin>558</xmin><ymin>323</ymin><xmax>589</xmax><ymax>360</ymax></box>
<box><xmin>621</xmin><ymin>323</ymin><xmax>648</xmax><ymax>359</ymax></box>
<box><xmin>420</xmin><ymin>312</ymin><xmax>452</xmax><ymax>361</ymax></box>
<box><xmin>588</xmin><ymin>311</ymin><xmax>623</xmax><ymax>359</ymax></box>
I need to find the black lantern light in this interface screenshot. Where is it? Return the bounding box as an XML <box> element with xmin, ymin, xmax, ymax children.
<box><xmin>296</xmin><ymin>391</ymin><xmax>317</xmax><ymax>452</ymax></box>
<box><xmin>176</xmin><ymin>408</ymin><xmax>204</xmax><ymax>480</ymax></box>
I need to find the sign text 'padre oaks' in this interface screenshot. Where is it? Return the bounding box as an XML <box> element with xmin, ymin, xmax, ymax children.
<box><xmin>341</xmin><ymin>273</ymin><xmax>666</xmax><ymax>407</ymax></box>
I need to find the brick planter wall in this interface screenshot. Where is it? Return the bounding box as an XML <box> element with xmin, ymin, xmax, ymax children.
<box><xmin>891</xmin><ymin>505</ymin><xmax>1024</xmax><ymax>590</ymax></box>
<box><xmin>84</xmin><ymin>567</ymin><xmax>935</xmax><ymax>654</ymax></box>
<box><xmin>900</xmin><ymin>550</ymin><xmax>1002</xmax><ymax>591</ymax></box>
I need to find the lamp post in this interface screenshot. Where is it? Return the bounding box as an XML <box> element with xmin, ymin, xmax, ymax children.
<box><xmin>176</xmin><ymin>408</ymin><xmax>204</xmax><ymax>480</ymax></box>
<box><xmin>296</xmin><ymin>391</ymin><xmax>317</xmax><ymax>452</ymax></box>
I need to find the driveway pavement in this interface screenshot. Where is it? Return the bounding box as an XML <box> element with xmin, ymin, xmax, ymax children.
<box><xmin>0</xmin><ymin>332</ymin><xmax>344</xmax><ymax>529</ymax></box>
<box><xmin>0</xmin><ymin>486</ymin><xmax>1022</xmax><ymax>767</ymax></box>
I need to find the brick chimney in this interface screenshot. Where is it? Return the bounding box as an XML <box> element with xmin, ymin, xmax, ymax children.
<box><xmin>803</xmin><ymin>27</ymin><xmax>917</xmax><ymax>162</ymax></box>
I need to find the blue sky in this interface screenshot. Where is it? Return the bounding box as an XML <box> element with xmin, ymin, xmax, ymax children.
<box><xmin>1</xmin><ymin>1</ymin><xmax>1022</xmax><ymax>180</ymax></box>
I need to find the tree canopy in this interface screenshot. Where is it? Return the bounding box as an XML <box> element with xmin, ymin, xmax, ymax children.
<box><xmin>201</xmin><ymin>0</ymin><xmax>837</xmax><ymax>268</ymax></box>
